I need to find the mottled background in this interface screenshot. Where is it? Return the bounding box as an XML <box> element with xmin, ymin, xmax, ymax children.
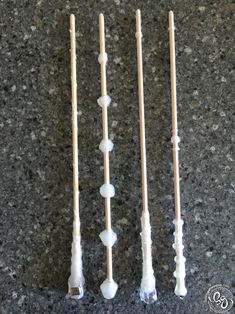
<box><xmin>0</xmin><ymin>0</ymin><xmax>234</xmax><ymax>313</ymax></box>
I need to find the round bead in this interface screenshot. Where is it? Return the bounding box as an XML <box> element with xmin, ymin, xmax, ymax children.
<box><xmin>99</xmin><ymin>229</ymin><xmax>117</xmax><ymax>247</ymax></box>
<box><xmin>100</xmin><ymin>183</ymin><xmax>115</xmax><ymax>198</ymax></box>
<box><xmin>99</xmin><ymin>139</ymin><xmax>114</xmax><ymax>153</ymax></box>
<box><xmin>98</xmin><ymin>52</ymin><xmax>108</xmax><ymax>64</ymax></box>
<box><xmin>100</xmin><ymin>279</ymin><xmax>118</xmax><ymax>299</ymax></box>
<box><xmin>97</xmin><ymin>95</ymin><xmax>111</xmax><ymax>108</ymax></box>
<box><xmin>171</xmin><ymin>135</ymin><xmax>181</xmax><ymax>144</ymax></box>
<box><xmin>173</xmin><ymin>219</ymin><xmax>184</xmax><ymax>226</ymax></box>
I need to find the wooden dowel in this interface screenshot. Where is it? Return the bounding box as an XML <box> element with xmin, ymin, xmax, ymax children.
<box><xmin>99</xmin><ymin>14</ymin><xmax>112</xmax><ymax>283</ymax></box>
<box><xmin>169</xmin><ymin>11</ymin><xmax>181</xmax><ymax>221</ymax></box>
<box><xmin>136</xmin><ymin>9</ymin><xmax>148</xmax><ymax>214</ymax></box>
<box><xmin>70</xmin><ymin>15</ymin><xmax>79</xmax><ymax>220</ymax></box>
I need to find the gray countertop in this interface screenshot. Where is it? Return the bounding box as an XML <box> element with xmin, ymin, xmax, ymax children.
<box><xmin>0</xmin><ymin>0</ymin><xmax>234</xmax><ymax>313</ymax></box>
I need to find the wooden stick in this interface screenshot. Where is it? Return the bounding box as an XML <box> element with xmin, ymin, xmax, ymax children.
<box><xmin>98</xmin><ymin>13</ymin><xmax>118</xmax><ymax>300</ymax></box>
<box><xmin>136</xmin><ymin>9</ymin><xmax>157</xmax><ymax>304</ymax></box>
<box><xmin>67</xmin><ymin>14</ymin><xmax>84</xmax><ymax>299</ymax></box>
<box><xmin>169</xmin><ymin>11</ymin><xmax>187</xmax><ymax>298</ymax></box>
<box><xmin>169</xmin><ymin>11</ymin><xmax>181</xmax><ymax>222</ymax></box>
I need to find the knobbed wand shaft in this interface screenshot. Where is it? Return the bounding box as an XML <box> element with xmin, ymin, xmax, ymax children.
<box><xmin>67</xmin><ymin>14</ymin><xmax>85</xmax><ymax>299</ymax></box>
<box><xmin>98</xmin><ymin>13</ymin><xmax>118</xmax><ymax>299</ymax></box>
<box><xmin>169</xmin><ymin>10</ymin><xmax>187</xmax><ymax>298</ymax></box>
<box><xmin>136</xmin><ymin>9</ymin><xmax>157</xmax><ymax>304</ymax></box>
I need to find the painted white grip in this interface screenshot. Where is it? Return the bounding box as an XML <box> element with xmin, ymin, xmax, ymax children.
<box><xmin>139</xmin><ymin>212</ymin><xmax>157</xmax><ymax>303</ymax></box>
<box><xmin>173</xmin><ymin>219</ymin><xmax>187</xmax><ymax>298</ymax></box>
<box><xmin>68</xmin><ymin>219</ymin><xmax>85</xmax><ymax>299</ymax></box>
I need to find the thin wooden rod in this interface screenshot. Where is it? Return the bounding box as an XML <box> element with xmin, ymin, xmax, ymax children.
<box><xmin>70</xmin><ymin>14</ymin><xmax>79</xmax><ymax>219</ymax></box>
<box><xmin>136</xmin><ymin>9</ymin><xmax>148</xmax><ymax>214</ymax></box>
<box><xmin>99</xmin><ymin>13</ymin><xmax>112</xmax><ymax>282</ymax></box>
<box><xmin>169</xmin><ymin>11</ymin><xmax>181</xmax><ymax>221</ymax></box>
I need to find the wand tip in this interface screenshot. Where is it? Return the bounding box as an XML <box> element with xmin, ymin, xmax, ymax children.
<box><xmin>99</xmin><ymin>13</ymin><xmax>104</xmax><ymax>26</ymax></box>
<box><xmin>70</xmin><ymin>14</ymin><xmax>75</xmax><ymax>23</ymax></box>
<box><xmin>136</xmin><ymin>9</ymin><xmax>141</xmax><ymax>17</ymax></box>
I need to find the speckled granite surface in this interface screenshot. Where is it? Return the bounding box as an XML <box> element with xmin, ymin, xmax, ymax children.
<box><xmin>0</xmin><ymin>0</ymin><xmax>234</xmax><ymax>313</ymax></box>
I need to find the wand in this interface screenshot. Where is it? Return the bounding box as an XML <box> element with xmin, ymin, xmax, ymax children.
<box><xmin>136</xmin><ymin>9</ymin><xmax>157</xmax><ymax>304</ymax></box>
<box><xmin>169</xmin><ymin>11</ymin><xmax>187</xmax><ymax>299</ymax></box>
<box><xmin>98</xmin><ymin>13</ymin><xmax>118</xmax><ymax>300</ymax></box>
<box><xmin>67</xmin><ymin>14</ymin><xmax>85</xmax><ymax>299</ymax></box>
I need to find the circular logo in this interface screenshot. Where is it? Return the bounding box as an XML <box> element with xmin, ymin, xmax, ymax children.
<box><xmin>206</xmin><ymin>284</ymin><xmax>233</xmax><ymax>313</ymax></box>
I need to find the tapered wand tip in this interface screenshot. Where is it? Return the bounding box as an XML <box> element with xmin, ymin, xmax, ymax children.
<box><xmin>136</xmin><ymin>9</ymin><xmax>141</xmax><ymax>17</ymax></box>
<box><xmin>70</xmin><ymin>14</ymin><xmax>75</xmax><ymax>21</ymax></box>
<box><xmin>169</xmin><ymin>11</ymin><xmax>174</xmax><ymax>18</ymax></box>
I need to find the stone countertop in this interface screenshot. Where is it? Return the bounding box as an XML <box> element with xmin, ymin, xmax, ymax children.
<box><xmin>0</xmin><ymin>0</ymin><xmax>234</xmax><ymax>313</ymax></box>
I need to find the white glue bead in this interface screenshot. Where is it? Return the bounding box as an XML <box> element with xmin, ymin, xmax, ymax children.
<box><xmin>174</xmin><ymin>256</ymin><xmax>186</xmax><ymax>264</ymax></box>
<box><xmin>172</xmin><ymin>243</ymin><xmax>184</xmax><ymax>250</ymax></box>
<box><xmin>173</xmin><ymin>219</ymin><xmax>184</xmax><ymax>226</ymax></box>
<box><xmin>174</xmin><ymin>269</ymin><xmax>186</xmax><ymax>279</ymax></box>
<box><xmin>100</xmin><ymin>183</ymin><xmax>115</xmax><ymax>198</ymax></box>
<box><xmin>98</xmin><ymin>52</ymin><xmax>108</xmax><ymax>64</ymax></box>
<box><xmin>100</xmin><ymin>279</ymin><xmax>118</xmax><ymax>299</ymax></box>
<box><xmin>97</xmin><ymin>95</ymin><xmax>111</xmax><ymax>107</ymax></box>
<box><xmin>175</xmin><ymin>231</ymin><xmax>183</xmax><ymax>238</ymax></box>
<box><xmin>171</xmin><ymin>135</ymin><xmax>181</xmax><ymax>144</ymax></box>
<box><xmin>99</xmin><ymin>229</ymin><xmax>117</xmax><ymax>247</ymax></box>
<box><xmin>135</xmin><ymin>31</ymin><xmax>143</xmax><ymax>38</ymax></box>
<box><xmin>99</xmin><ymin>139</ymin><xmax>114</xmax><ymax>153</ymax></box>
